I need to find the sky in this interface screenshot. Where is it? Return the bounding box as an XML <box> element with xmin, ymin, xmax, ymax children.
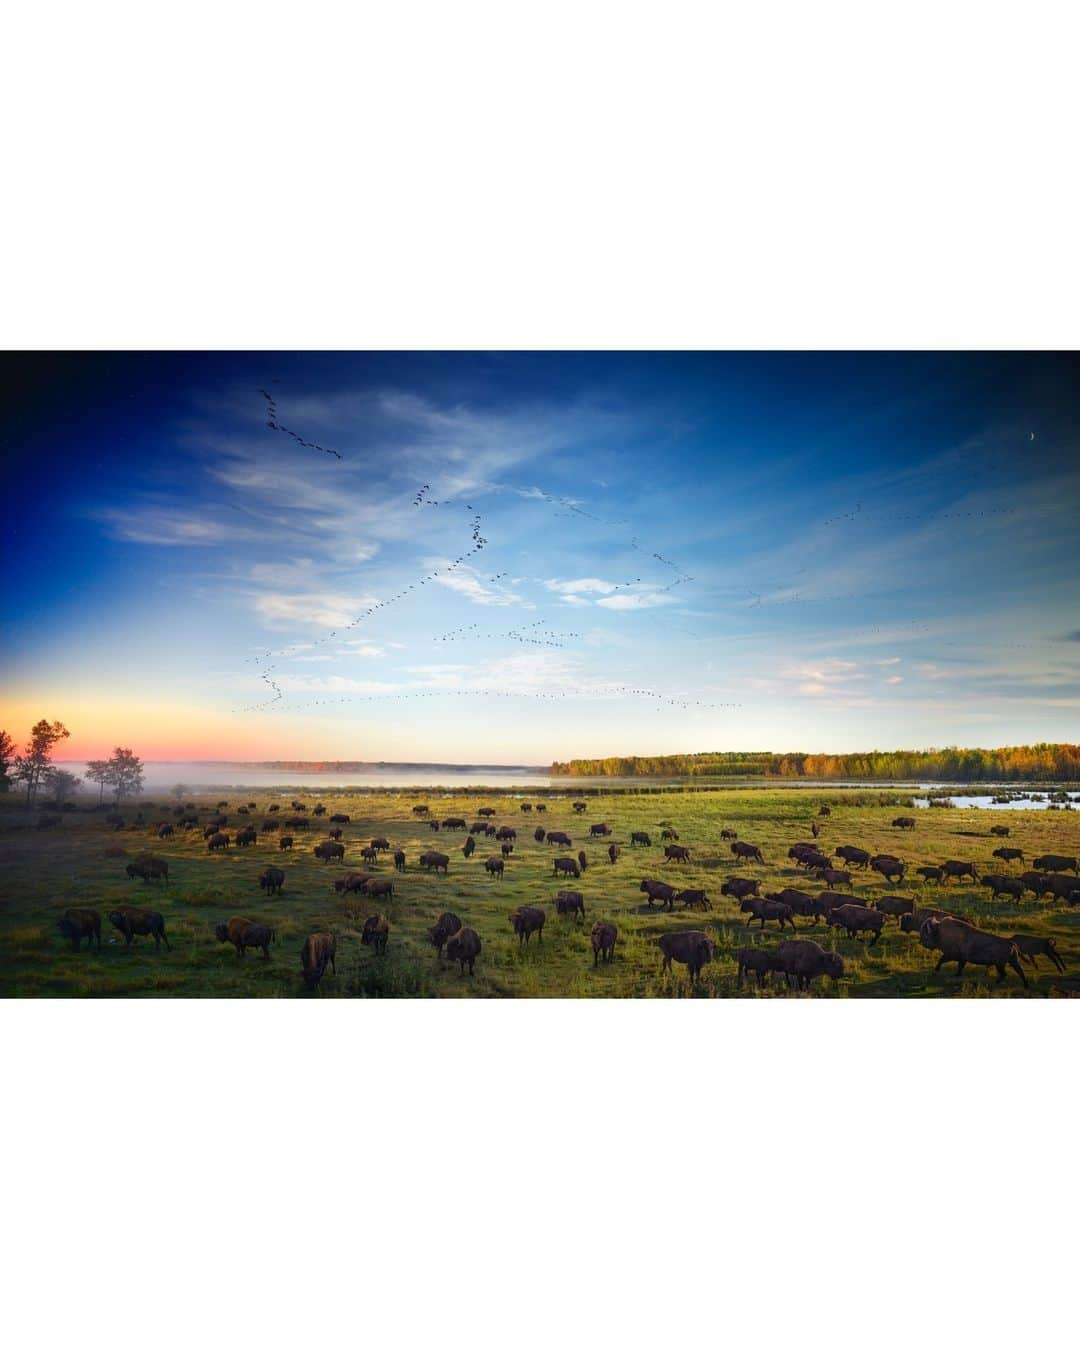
<box><xmin>1</xmin><ymin>351</ymin><xmax>1078</xmax><ymax>764</ymax></box>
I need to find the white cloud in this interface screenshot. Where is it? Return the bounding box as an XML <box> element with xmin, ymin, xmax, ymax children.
<box><xmin>544</xmin><ymin>577</ymin><xmax>618</xmax><ymax>596</ymax></box>
<box><xmin>254</xmin><ymin>592</ymin><xmax>377</xmax><ymax>630</ymax></box>
<box><xmin>596</xmin><ymin>591</ymin><xmax>678</xmax><ymax>611</ymax></box>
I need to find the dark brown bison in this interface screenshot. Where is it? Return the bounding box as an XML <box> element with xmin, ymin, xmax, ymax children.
<box><xmin>982</xmin><ymin>874</ymin><xmax>1025</xmax><ymax>901</ymax></box>
<box><xmin>126</xmin><ymin>856</ymin><xmax>169</xmax><ymax>883</ymax></box>
<box><xmin>477</xmin><ymin>807</ymin><xmax>496</xmax><ymax>817</ymax></box>
<box><xmin>721</xmin><ymin>877</ymin><xmax>760</xmax><ymax>902</ymax></box>
<box><xmin>330</xmin><ymin>814</ymin><xmax>351</xmax><ymax>825</ymax></box>
<box><xmin>870</xmin><ymin>855</ymin><xmax>906</xmax><ymax>883</ymax></box>
<box><xmin>314</xmin><ymin>841</ymin><xmax>345</xmax><ymax>863</ymax></box>
<box><xmin>892</xmin><ymin>817</ymin><xmax>916</xmax><ymax>830</ymax></box>
<box><xmin>285</xmin><ymin>817</ymin><xmax>310</xmax><ymax>830</ymax></box>
<box><xmin>259</xmin><ymin>867</ymin><xmax>285</xmax><ymax>895</ymax></box>
<box><xmin>572</xmin><ymin>801</ymin><xmax>588</xmax><ymax>813</ymax></box>
<box><xmin>1033</xmin><ymin>854</ymin><xmax>1078</xmax><ymax>874</ymax></box>
<box><xmin>534</xmin><ymin>826</ymin><xmax>546</xmax><ymax>842</ymax></box>
<box><xmin>553</xmin><ymin>856</ymin><xmax>580</xmax><ymax>879</ymax></box>
<box><xmin>919</xmin><ymin>916</ymin><xmax>1026</xmax><ymax>985</ymax></box>
<box><xmin>640</xmin><ymin>878</ymin><xmax>677</xmax><ymax>910</ymax></box>
<box><xmin>992</xmin><ymin>847</ymin><xmax>1024</xmax><ymax>865</ymax></box>
<box><xmin>363</xmin><ymin>878</ymin><xmax>395</xmax><ymax>900</ymax></box>
<box><xmin>590</xmin><ymin>823</ymin><xmax>612</xmax><ymax>837</ymax></box>
<box><xmin>591</xmin><ymin>921</ymin><xmax>617</xmax><ymax>965</ymax></box>
<box><xmin>393</xmin><ymin>850</ymin><xmax>405</xmax><ymax>871</ymax></box>
<box><xmin>429</xmin><ymin>820</ymin><xmax>441</xmax><ymax>831</ymax></box>
<box><xmin>899</xmin><ymin>906</ymin><xmax>961</xmax><ymax>934</ymax></box>
<box><xmin>737</xmin><ymin>948</ymin><xmax>781</xmax><ymax>989</ymax></box>
<box><xmin>916</xmin><ymin>865</ymin><xmax>944</xmax><ymax>883</ymax></box>
<box><xmin>216</xmin><ymin>917</ymin><xmax>275</xmax><ymax>958</ymax></box>
<box><xmin>664</xmin><ymin>844</ymin><xmax>691</xmax><ymax>863</ymax></box>
<box><xmin>818</xmin><ymin>806</ymin><xmax>831</xmax><ymax>817</ymax></box>
<box><xmin>207</xmin><ymin>832</ymin><xmax>230</xmax><ymax>852</ymax></box>
<box><xmin>278</xmin><ymin>835</ymin><xmax>294</xmax><ymax>851</ymax></box>
<box><xmin>731</xmin><ymin>841</ymin><xmax>764</xmax><ymax>864</ymax></box>
<box><xmin>811</xmin><ymin>822</ymin><xmax>821</xmax><ymax>838</ymax></box>
<box><xmin>676</xmin><ymin>889</ymin><xmax>712</xmax><ymax>910</ymax></box>
<box><xmin>412</xmin><ymin>804</ymin><xmax>430</xmax><ymax>815</ymax></box>
<box><xmin>495</xmin><ymin>826</ymin><xmax>516</xmax><ymax>845</ymax></box>
<box><xmin>661</xmin><ymin>829</ymin><xmax>680</xmax><ymax>841</ymax></box>
<box><xmin>555</xmin><ymin>890</ymin><xmax>585</xmax><ymax>920</ymax></box>
<box><xmin>268</xmin><ymin>804</ymin><xmax>280</xmax><ymax>813</ymax></box>
<box><xmin>470</xmin><ymin>821</ymin><xmax>488</xmax><ymax>834</ymax></box>
<box><xmin>577</xmin><ymin>850</ymin><xmax>588</xmax><ymax>872</ymax></box>
<box><xmin>429</xmin><ymin>912</ymin><xmax>462</xmax><ymax>956</ymax></box>
<box><xmin>808</xmin><ymin>891</ymin><xmax>854</xmax><ymax>924</ymax></box>
<box><xmin>940</xmin><ymin>860</ymin><xmax>979</xmax><ymax>883</ymax></box>
<box><xmin>236</xmin><ymin>826</ymin><xmax>258</xmax><ymax>847</ymax></box>
<box><xmin>741</xmin><ymin>896</ymin><xmax>796</xmax><ymax>931</ymax></box>
<box><xmin>826</xmin><ymin>903</ymin><xmax>884</xmax><ymax>945</ymax></box>
<box><xmin>1018</xmin><ymin>871</ymin><xmax>1053</xmax><ymax>897</ymax></box>
<box><xmin>720</xmin><ymin>829</ymin><xmax>738</xmax><ymax>840</ymax></box>
<box><xmin>630</xmin><ymin>831</ymin><xmax>652</xmax><ymax>847</ymax></box>
<box><xmin>370</xmin><ymin>837</ymin><xmax>390</xmax><ymax>852</ymax></box>
<box><xmin>58</xmin><ymin>908</ymin><xmax>101</xmax><ymax>951</ymax></box>
<box><xmin>791</xmin><ymin>846</ymin><xmax>831</xmax><ymax>871</ymax></box>
<box><xmin>546</xmin><ymin>830</ymin><xmax>572</xmax><ymax>847</ymax></box>
<box><xmin>485</xmin><ymin>856</ymin><xmax>505</xmax><ymax>877</ymax></box>
<box><xmin>157</xmin><ymin>824</ymin><xmax>174</xmax><ymax>839</ymax></box>
<box><xmin>446</xmin><ymin>927</ymin><xmax>481</xmax><ymax>974</ymax></box>
<box><xmin>520</xmin><ymin>802</ymin><xmax>532</xmax><ymax>813</ymax></box>
<box><xmin>658</xmin><ymin>930</ymin><xmax>714</xmax><ymax>983</ymax></box>
<box><xmin>301</xmin><ymin>932</ymin><xmax>336</xmax><ymax>990</ymax></box>
<box><xmin>1008</xmin><ymin>934</ymin><xmax>1066</xmax><ymax>973</ymax></box>
<box><xmin>511</xmin><ymin>906</ymin><xmax>546</xmax><ymax>944</ymax></box>
<box><xmin>312</xmin><ymin>805</ymin><xmax>326</xmax><ymax>816</ymax></box>
<box><xmin>608</xmin><ymin>843</ymin><xmax>620</xmax><ymax>864</ymax></box>
<box><xmin>361</xmin><ymin>913</ymin><xmax>390</xmax><ymax>954</ymax></box>
<box><xmin>874</xmin><ymin>894</ymin><xmax>914</xmax><ymax>921</ymax></box>
<box><xmin>360</xmin><ymin>846</ymin><xmax>379</xmax><ymax>864</ymax></box>
<box><xmin>1045</xmin><ymin>874</ymin><xmax>1080</xmax><ymax>904</ymax></box>
<box><xmin>815</xmin><ymin>867</ymin><xmax>853</xmax><ymax>889</ymax></box>
<box><xmin>262</xmin><ymin>819</ymin><xmax>279</xmax><ymax>832</ymax></box>
<box><xmin>419</xmin><ymin>851</ymin><xmax>450</xmax><ymax>873</ymax></box>
<box><xmin>989</xmin><ymin>825</ymin><xmax>1010</xmax><ymax>837</ymax></box>
<box><xmin>764</xmin><ymin>888</ymin><xmax>815</xmax><ymax>918</ymax></box>
<box><xmin>442</xmin><ymin>818</ymin><xmax>467</xmax><ymax>831</ymax></box>
<box><xmin>334</xmin><ymin>872</ymin><xmax>374</xmax><ymax>895</ymax></box>
<box><xmin>109</xmin><ymin>906</ymin><xmax>171</xmax><ymax>951</ymax></box>
<box><xmin>774</xmin><ymin>939</ymin><xmax>844</xmax><ymax>990</ymax></box>
<box><xmin>834</xmin><ymin>845</ymin><xmax>870</xmax><ymax>868</ymax></box>
<box><xmin>535</xmin><ymin>803</ymin><xmax>546</xmax><ymax>813</ymax></box>
<box><xmin>327</xmin><ymin>828</ymin><xmax>343</xmax><ymax>841</ymax></box>
<box><xmin>462</xmin><ymin>836</ymin><xmax>476</xmax><ymax>858</ymax></box>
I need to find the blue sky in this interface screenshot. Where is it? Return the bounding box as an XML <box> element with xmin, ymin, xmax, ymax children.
<box><xmin>1</xmin><ymin>352</ymin><xmax>1078</xmax><ymax>762</ymax></box>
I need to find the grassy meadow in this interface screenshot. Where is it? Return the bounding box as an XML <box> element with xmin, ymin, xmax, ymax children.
<box><xmin>2</xmin><ymin>785</ymin><xmax>1078</xmax><ymax>998</ymax></box>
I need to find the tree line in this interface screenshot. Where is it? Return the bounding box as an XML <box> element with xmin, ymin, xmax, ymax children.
<box><xmin>0</xmin><ymin>718</ymin><xmax>144</xmax><ymax>805</ymax></box>
<box><xmin>550</xmin><ymin>744</ymin><xmax>1080</xmax><ymax>782</ymax></box>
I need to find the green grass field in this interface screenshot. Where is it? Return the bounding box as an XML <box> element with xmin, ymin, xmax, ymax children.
<box><xmin>2</xmin><ymin>786</ymin><xmax>1078</xmax><ymax>997</ymax></box>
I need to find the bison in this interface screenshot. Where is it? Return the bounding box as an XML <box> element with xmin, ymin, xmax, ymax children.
<box><xmin>327</xmin><ymin>828</ymin><xmax>343</xmax><ymax>841</ymax></box>
<box><xmin>676</xmin><ymin>889</ymin><xmax>712</xmax><ymax>910</ymax></box>
<box><xmin>892</xmin><ymin>817</ymin><xmax>916</xmax><ymax>830</ymax></box>
<box><xmin>236</xmin><ymin>826</ymin><xmax>258</xmax><ymax>847</ymax></box>
<box><xmin>630</xmin><ymin>831</ymin><xmax>652</xmax><ymax>847</ymax></box>
<box><xmin>215</xmin><ymin>917</ymin><xmax>275</xmax><ymax>958</ymax></box>
<box><xmin>826</xmin><ymin>904</ymin><xmax>884</xmax><ymax>945</ymax></box>
<box><xmin>764</xmin><ymin>888</ymin><xmax>815</xmax><ymax>918</ymax></box>
<box><xmin>553</xmin><ymin>856</ymin><xmax>580</xmax><ymax>879</ymax></box>
<box><xmin>511</xmin><ymin>906</ymin><xmax>546</xmax><ymax>944</ymax></box>
<box><xmin>731</xmin><ymin>841</ymin><xmax>764</xmax><ymax>864</ymax></box>
<box><xmin>462</xmin><ymin>836</ymin><xmax>476</xmax><ymax>858</ymax></box>
<box><xmin>572</xmin><ymin>801</ymin><xmax>588</xmax><ymax>813</ymax></box>
<box><xmin>259</xmin><ymin>866</ymin><xmax>285</xmax><ymax>895</ymax></box>
<box><xmin>874</xmin><ymin>894</ymin><xmax>914</xmax><ymax>921</ymax></box>
<box><xmin>774</xmin><ymin>939</ymin><xmax>844</xmax><ymax>990</ymax></box>
<box><xmin>940</xmin><ymin>860</ymin><xmax>979</xmax><ymax>883</ymax></box>
<box><xmin>918</xmin><ymin>916</ymin><xmax>1026</xmax><ymax>985</ymax></box>
<box><xmin>278</xmin><ymin>835</ymin><xmax>294</xmax><ymax>851</ymax></box>
<box><xmin>658</xmin><ymin>930</ymin><xmax>714</xmax><ymax>983</ymax></box>
<box><xmin>591</xmin><ymin>921</ymin><xmax>617</xmax><ymax>965</ymax></box>
<box><xmin>1008</xmin><ymin>934</ymin><xmax>1066</xmax><ymax>973</ymax></box>
<box><xmin>301</xmin><ymin>932</ymin><xmax>336</xmax><ymax>990</ymax></box>
<box><xmin>534</xmin><ymin>827</ymin><xmax>546</xmax><ymax>843</ymax></box>
<box><xmin>485</xmin><ymin>856</ymin><xmax>505</xmax><ymax>878</ymax></box>
<box><xmin>393</xmin><ymin>850</ymin><xmax>406</xmax><ymax>871</ymax></box>
<box><xmin>834</xmin><ymin>845</ymin><xmax>870</xmax><ymax>869</ymax></box>
<box><xmin>899</xmin><ymin>906</ymin><xmax>962</xmax><ymax>935</ymax></box>
<box><xmin>157</xmin><ymin>824</ymin><xmax>174</xmax><ymax>840</ymax></box>
<box><xmin>108</xmin><ymin>906</ymin><xmax>171</xmax><ymax>951</ymax></box>
<box><xmin>314</xmin><ymin>841</ymin><xmax>345</xmax><ymax>863</ymax></box>
<box><xmin>741</xmin><ymin>896</ymin><xmax>796</xmax><ymax>931</ymax></box>
<box><xmin>661</xmin><ymin>829</ymin><xmax>680</xmax><ymax>841</ymax></box>
<box><xmin>445</xmin><ymin>927</ymin><xmax>481</xmax><ymax>974</ymax></box>
<box><xmin>363</xmin><ymin>878</ymin><xmax>394</xmax><ymax>901</ymax></box>
<box><xmin>736</xmin><ymin>947</ymin><xmax>781</xmax><ymax>989</ymax></box>
<box><xmin>126</xmin><ymin>856</ymin><xmax>169</xmax><ymax>884</ymax></box>
<box><xmin>720</xmin><ymin>829</ymin><xmax>738</xmax><ymax>840</ymax></box>
<box><xmin>546</xmin><ymin>830</ymin><xmax>572</xmax><ymax>847</ymax></box>
<box><xmin>330</xmin><ymin>814</ymin><xmax>351</xmax><ymax>825</ymax></box>
<box><xmin>555</xmin><ymin>890</ymin><xmax>585</xmax><ymax>920</ymax></box>
<box><xmin>981</xmin><ymin>874</ymin><xmax>1026</xmax><ymax>901</ymax></box>
<box><xmin>992</xmin><ymin>847</ymin><xmax>1024</xmax><ymax>865</ymax></box>
<box><xmin>989</xmin><ymin>825</ymin><xmax>1010</xmax><ymax>837</ymax></box>
<box><xmin>870</xmin><ymin>854</ymin><xmax>906</xmax><ymax>883</ymax></box>
<box><xmin>207</xmin><ymin>832</ymin><xmax>230</xmax><ymax>852</ymax></box>
<box><xmin>640</xmin><ymin>879</ymin><xmax>677</xmax><ymax>910</ymax></box>
<box><xmin>412</xmin><ymin>805</ymin><xmax>430</xmax><ymax>815</ymax></box>
<box><xmin>721</xmin><ymin>877</ymin><xmax>760</xmax><ymax>902</ymax></box>
<box><xmin>808</xmin><ymin>891</ymin><xmax>853</xmax><ymax>925</ymax></box>
<box><xmin>577</xmin><ymin>850</ymin><xmax>587</xmax><ymax>873</ymax></box>
<box><xmin>608</xmin><ymin>844</ymin><xmax>620</xmax><ymax>864</ymax></box>
<box><xmin>361</xmin><ymin>913</ymin><xmax>390</xmax><ymax>954</ymax></box>
<box><xmin>916</xmin><ymin>865</ymin><xmax>944</xmax><ymax>883</ymax></box>
<box><xmin>57</xmin><ymin>908</ymin><xmax>101</xmax><ymax>951</ymax></box>
<box><xmin>419</xmin><ymin>851</ymin><xmax>450</xmax><ymax>874</ymax></box>
<box><xmin>442</xmin><ymin>818</ymin><xmax>467</xmax><ymax>831</ymax></box>
<box><xmin>1033</xmin><ymin>854</ymin><xmax>1078</xmax><ymax>874</ymax></box>
<box><xmin>664</xmin><ymin>844</ymin><xmax>691</xmax><ymax>863</ymax></box>
<box><xmin>590</xmin><ymin>823</ymin><xmax>612</xmax><ymax>837</ymax></box>
<box><xmin>815</xmin><ymin>867</ymin><xmax>853</xmax><ymax>889</ymax></box>
<box><xmin>429</xmin><ymin>912</ymin><xmax>463</xmax><ymax>956</ymax></box>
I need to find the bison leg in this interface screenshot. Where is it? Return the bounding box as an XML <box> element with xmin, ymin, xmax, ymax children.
<box><xmin>869</xmin><ymin>930</ymin><xmax>880</xmax><ymax>947</ymax></box>
<box><xmin>1009</xmin><ymin>956</ymin><xmax>1028</xmax><ymax>986</ymax></box>
<box><xmin>954</xmin><ymin>959</ymin><xmax>966</xmax><ymax>979</ymax></box>
<box><xmin>1051</xmin><ymin>950</ymin><xmax>1066</xmax><ymax>973</ymax></box>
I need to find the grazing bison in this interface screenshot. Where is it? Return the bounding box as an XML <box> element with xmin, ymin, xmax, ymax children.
<box><xmin>429</xmin><ymin>821</ymin><xmax>441</xmax><ymax>832</ymax></box>
<box><xmin>278</xmin><ymin>835</ymin><xmax>294</xmax><ymax>851</ymax></box>
<box><xmin>535</xmin><ymin>804</ymin><xmax>546</xmax><ymax>813</ymax></box>
<box><xmin>485</xmin><ymin>856</ymin><xmax>505</xmax><ymax>878</ymax></box>
<box><xmin>591</xmin><ymin>921</ymin><xmax>617</xmax><ymax>965</ymax></box>
<box><xmin>312</xmin><ymin>805</ymin><xmax>326</xmax><ymax>816</ymax></box>
<box><xmin>875</xmin><ymin>894</ymin><xmax>915</xmax><ymax>921</ymax></box>
<box><xmin>215</xmin><ymin>917</ymin><xmax>275</xmax><ymax>958</ymax></box>
<box><xmin>371</xmin><ymin>838</ymin><xmax>390</xmax><ymax>852</ymax></box>
<box><xmin>327</xmin><ymin>828</ymin><xmax>343</xmax><ymax>841</ymax></box>
<box><xmin>764</xmin><ymin>888</ymin><xmax>815</xmax><ymax>918</ymax></box>
<box><xmin>919</xmin><ymin>917</ymin><xmax>1027</xmax><ymax>985</ymax></box>
<box><xmin>361</xmin><ymin>913</ymin><xmax>390</xmax><ymax>954</ymax></box>
<box><xmin>992</xmin><ymin>847</ymin><xmax>1024</xmax><ymax>865</ymax></box>
<box><xmin>301</xmin><ymin>932</ymin><xmax>336</xmax><ymax>990</ymax></box>
<box><xmin>982</xmin><ymin>874</ymin><xmax>1025</xmax><ymax>901</ymax></box>
<box><xmin>818</xmin><ymin>806</ymin><xmax>831</xmax><ymax>817</ymax></box>
<box><xmin>108</xmin><ymin>906</ymin><xmax>171</xmax><ymax>951</ymax></box>
<box><xmin>1008</xmin><ymin>934</ymin><xmax>1066</xmax><ymax>973</ymax></box>
<box><xmin>236</xmin><ymin>826</ymin><xmax>257</xmax><ymax>847</ymax></box>
<box><xmin>496</xmin><ymin>827</ymin><xmax>517</xmax><ymax>842</ymax></box>
<box><xmin>720</xmin><ymin>829</ymin><xmax>738</xmax><ymax>841</ymax></box>
<box><xmin>477</xmin><ymin>808</ymin><xmax>496</xmax><ymax>817</ymax></box>
<box><xmin>314</xmin><ymin>841</ymin><xmax>345</xmax><ymax>863</ymax></box>
<box><xmin>262</xmin><ymin>819</ymin><xmax>280</xmax><ymax>833</ymax></box>
<box><xmin>555</xmin><ymin>890</ymin><xmax>585</xmax><ymax>920</ymax></box>
<box><xmin>462</xmin><ymin>836</ymin><xmax>476</xmax><ymax>858</ymax></box>
<box><xmin>721</xmin><ymin>877</ymin><xmax>760</xmax><ymax>902</ymax></box>
<box><xmin>916</xmin><ymin>865</ymin><xmax>944</xmax><ymax>883</ymax></box>
<box><xmin>630</xmin><ymin>831</ymin><xmax>652</xmax><ymax>847</ymax></box>
<box><xmin>363</xmin><ymin>878</ymin><xmax>395</xmax><ymax>901</ymax></box>
<box><xmin>285</xmin><ymin>817</ymin><xmax>310</xmax><ymax>830</ymax></box>
<box><xmin>126</xmin><ymin>856</ymin><xmax>169</xmax><ymax>884</ymax></box>
<box><xmin>553</xmin><ymin>856</ymin><xmax>580</xmax><ymax>879</ymax></box>
<box><xmin>940</xmin><ymin>860</ymin><xmax>979</xmax><ymax>883</ymax></box>
<box><xmin>741</xmin><ymin>896</ymin><xmax>796</xmax><ymax>931</ymax></box>
<box><xmin>333</xmin><ymin>872</ymin><xmax>373</xmax><ymax>896</ymax></box>
<box><xmin>207</xmin><ymin>832</ymin><xmax>230</xmax><ymax>852</ymax></box>
<box><xmin>774</xmin><ymin>940</ymin><xmax>844</xmax><ymax>990</ymax></box>
<box><xmin>520</xmin><ymin>802</ymin><xmax>532</xmax><ymax>813</ymax></box>
<box><xmin>470</xmin><ymin>822</ymin><xmax>487</xmax><ymax>835</ymax></box>
<box><xmin>640</xmin><ymin>879</ymin><xmax>677</xmax><ymax>910</ymax></box>
<box><xmin>534</xmin><ymin>826</ymin><xmax>546</xmax><ymax>843</ymax></box>
<box><xmin>442</xmin><ymin>818</ymin><xmax>467</xmax><ymax>831</ymax></box>
<box><xmin>658</xmin><ymin>930</ymin><xmax>714</xmax><ymax>983</ymax></box>
<box><xmin>329</xmin><ymin>814</ymin><xmax>350</xmax><ymax>825</ymax></box>
<box><xmin>870</xmin><ymin>854</ymin><xmax>906</xmax><ymax>883</ymax></box>
<box><xmin>731</xmin><ymin>841</ymin><xmax>764</xmax><ymax>864</ymax></box>
<box><xmin>412</xmin><ymin>805</ymin><xmax>430</xmax><ymax>815</ymax></box>
<box><xmin>393</xmin><ymin>850</ymin><xmax>405</xmax><ymax>871</ymax></box>
<box><xmin>204</xmin><ymin>825</ymin><xmax>220</xmax><ymax>840</ymax></box>
<box><xmin>608</xmin><ymin>843</ymin><xmax>620</xmax><ymax>864</ymax></box>
<box><xmin>58</xmin><ymin>908</ymin><xmax>101</xmax><ymax>951</ymax></box>
<box><xmin>484</xmin><ymin>825</ymin><xmax>497</xmax><ymax>837</ymax></box>
<box><xmin>419</xmin><ymin>851</ymin><xmax>450</xmax><ymax>874</ymax></box>
<box><xmin>676</xmin><ymin>888</ymin><xmax>712</xmax><ymax>910</ymax></box>
<box><xmin>736</xmin><ymin>948</ymin><xmax>781</xmax><ymax>989</ymax></box>
<box><xmin>511</xmin><ymin>906</ymin><xmax>546</xmax><ymax>944</ymax></box>
<box><xmin>664</xmin><ymin>844</ymin><xmax>691</xmax><ymax>863</ymax></box>
<box><xmin>811</xmin><ymin>822</ymin><xmax>821</xmax><ymax>838</ymax></box>
<box><xmin>892</xmin><ymin>817</ymin><xmax>916</xmax><ymax>830</ymax></box>
<box><xmin>577</xmin><ymin>850</ymin><xmax>588</xmax><ymax>872</ymax></box>
<box><xmin>446</xmin><ymin>927</ymin><xmax>481</xmax><ymax>974</ymax></box>
<box><xmin>429</xmin><ymin>912</ymin><xmax>462</xmax><ymax>956</ymax></box>
<box><xmin>572</xmin><ymin>802</ymin><xmax>588</xmax><ymax>813</ymax></box>
<box><xmin>1033</xmin><ymin>854</ymin><xmax>1078</xmax><ymax>874</ymax></box>
<box><xmin>826</xmin><ymin>904</ymin><xmax>885</xmax><ymax>945</ymax></box>
<box><xmin>990</xmin><ymin>825</ymin><xmax>1010</xmax><ymax>837</ymax></box>
<box><xmin>546</xmin><ymin>830</ymin><xmax>572</xmax><ymax>847</ymax></box>
<box><xmin>360</xmin><ymin>846</ymin><xmax>379</xmax><ymax>864</ymax></box>
<box><xmin>661</xmin><ymin>829</ymin><xmax>680</xmax><ymax>841</ymax></box>
<box><xmin>816</xmin><ymin>867</ymin><xmax>853</xmax><ymax>889</ymax></box>
<box><xmin>157</xmin><ymin>824</ymin><xmax>174</xmax><ymax>839</ymax></box>
<box><xmin>590</xmin><ymin>823</ymin><xmax>612</xmax><ymax>837</ymax></box>
<box><xmin>268</xmin><ymin>804</ymin><xmax>280</xmax><ymax>813</ymax></box>
<box><xmin>259</xmin><ymin>867</ymin><xmax>285</xmax><ymax>895</ymax></box>
<box><xmin>834</xmin><ymin>845</ymin><xmax>870</xmax><ymax>869</ymax></box>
